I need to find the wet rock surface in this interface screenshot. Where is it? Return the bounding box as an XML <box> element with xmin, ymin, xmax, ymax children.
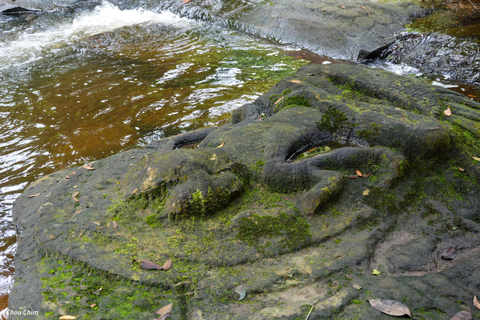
<box><xmin>9</xmin><ymin>63</ymin><xmax>480</xmax><ymax>319</ymax></box>
<box><xmin>378</xmin><ymin>32</ymin><xmax>480</xmax><ymax>86</ymax></box>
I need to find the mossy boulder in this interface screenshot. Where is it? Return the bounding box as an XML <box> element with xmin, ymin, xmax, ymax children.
<box><xmin>10</xmin><ymin>64</ymin><xmax>480</xmax><ymax>319</ymax></box>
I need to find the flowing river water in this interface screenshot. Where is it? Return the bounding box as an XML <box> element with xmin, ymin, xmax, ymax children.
<box><xmin>1</xmin><ymin>0</ymin><xmax>480</xmax><ymax>317</ymax></box>
<box><xmin>0</xmin><ymin>2</ymin><xmax>323</xmax><ymax>316</ymax></box>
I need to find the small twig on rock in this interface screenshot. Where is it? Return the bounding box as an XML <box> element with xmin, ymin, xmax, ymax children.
<box><xmin>361</xmin><ymin>5</ymin><xmax>372</xmax><ymax>17</ymax></box>
<box><xmin>305</xmin><ymin>302</ymin><xmax>316</xmax><ymax>320</ymax></box>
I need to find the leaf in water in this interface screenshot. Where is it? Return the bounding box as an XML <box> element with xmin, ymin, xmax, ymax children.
<box><xmin>28</xmin><ymin>193</ymin><xmax>41</xmax><ymax>198</ymax></box>
<box><xmin>59</xmin><ymin>316</ymin><xmax>78</xmax><ymax>320</ymax></box>
<box><xmin>274</xmin><ymin>96</ymin><xmax>284</xmax><ymax>105</ymax></box>
<box><xmin>473</xmin><ymin>157</ymin><xmax>480</xmax><ymax>161</ymax></box>
<box><xmin>372</xmin><ymin>269</ymin><xmax>380</xmax><ymax>275</ymax></box>
<box><xmin>83</xmin><ymin>164</ymin><xmax>95</xmax><ymax>170</ymax></box>
<box><xmin>235</xmin><ymin>285</ymin><xmax>247</xmax><ymax>301</ymax></box>
<box><xmin>72</xmin><ymin>192</ymin><xmax>80</xmax><ymax>202</ymax></box>
<box><xmin>156</xmin><ymin>302</ymin><xmax>173</xmax><ymax>316</ymax></box>
<box><xmin>289</xmin><ymin>79</ymin><xmax>302</xmax><ymax>83</ymax></box>
<box><xmin>474</xmin><ymin>295</ymin><xmax>480</xmax><ymax>310</ymax></box>
<box><xmin>368</xmin><ymin>299</ymin><xmax>411</xmax><ymax>317</ymax></box>
<box><xmin>444</xmin><ymin>108</ymin><xmax>452</xmax><ymax>116</ymax></box>
<box><xmin>457</xmin><ymin>167</ymin><xmax>465</xmax><ymax>172</ymax></box>
<box><xmin>162</xmin><ymin>259</ymin><xmax>173</xmax><ymax>271</ymax></box>
<box><xmin>450</xmin><ymin>310</ymin><xmax>472</xmax><ymax>320</ymax></box>
<box><xmin>216</xmin><ymin>142</ymin><xmax>225</xmax><ymax>148</ymax></box>
<box><xmin>112</xmin><ymin>221</ymin><xmax>118</xmax><ymax>229</ymax></box>
<box><xmin>356</xmin><ymin>169</ymin><xmax>363</xmax><ymax>177</ymax></box>
<box><xmin>140</xmin><ymin>259</ymin><xmax>163</xmax><ymax>270</ymax></box>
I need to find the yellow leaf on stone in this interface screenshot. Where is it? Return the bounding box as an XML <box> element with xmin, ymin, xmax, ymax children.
<box><xmin>289</xmin><ymin>79</ymin><xmax>302</xmax><ymax>83</ymax></box>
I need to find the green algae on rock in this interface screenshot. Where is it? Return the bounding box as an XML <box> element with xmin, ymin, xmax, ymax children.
<box><xmin>10</xmin><ymin>64</ymin><xmax>480</xmax><ymax>319</ymax></box>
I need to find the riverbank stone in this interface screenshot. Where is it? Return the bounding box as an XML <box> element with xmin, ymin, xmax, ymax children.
<box><xmin>9</xmin><ymin>63</ymin><xmax>480</xmax><ymax>319</ymax></box>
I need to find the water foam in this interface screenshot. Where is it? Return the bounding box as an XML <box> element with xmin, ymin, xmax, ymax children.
<box><xmin>0</xmin><ymin>2</ymin><xmax>194</xmax><ymax>68</ymax></box>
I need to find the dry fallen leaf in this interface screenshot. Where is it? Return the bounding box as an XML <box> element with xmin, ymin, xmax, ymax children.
<box><xmin>162</xmin><ymin>259</ymin><xmax>173</xmax><ymax>271</ymax></box>
<box><xmin>372</xmin><ymin>269</ymin><xmax>380</xmax><ymax>275</ymax></box>
<box><xmin>473</xmin><ymin>157</ymin><xmax>480</xmax><ymax>161</ymax></box>
<box><xmin>183</xmin><ymin>0</ymin><xmax>191</xmax><ymax>3</ymax></box>
<box><xmin>340</xmin><ymin>5</ymin><xmax>346</xmax><ymax>8</ymax></box>
<box><xmin>156</xmin><ymin>302</ymin><xmax>173</xmax><ymax>316</ymax></box>
<box><xmin>356</xmin><ymin>169</ymin><xmax>363</xmax><ymax>177</ymax></box>
<box><xmin>216</xmin><ymin>142</ymin><xmax>225</xmax><ymax>148</ymax></box>
<box><xmin>450</xmin><ymin>310</ymin><xmax>472</xmax><ymax>320</ymax></box>
<box><xmin>444</xmin><ymin>107</ymin><xmax>452</xmax><ymax>116</ymax></box>
<box><xmin>362</xmin><ymin>189</ymin><xmax>370</xmax><ymax>196</ymax></box>
<box><xmin>83</xmin><ymin>164</ymin><xmax>95</xmax><ymax>170</ymax></box>
<box><xmin>352</xmin><ymin>283</ymin><xmax>362</xmax><ymax>290</ymax></box>
<box><xmin>72</xmin><ymin>192</ymin><xmax>80</xmax><ymax>202</ymax></box>
<box><xmin>457</xmin><ymin>167</ymin><xmax>465</xmax><ymax>172</ymax></box>
<box><xmin>112</xmin><ymin>220</ymin><xmax>118</xmax><ymax>229</ymax></box>
<box><xmin>28</xmin><ymin>193</ymin><xmax>41</xmax><ymax>198</ymax></box>
<box><xmin>235</xmin><ymin>285</ymin><xmax>247</xmax><ymax>301</ymax></box>
<box><xmin>474</xmin><ymin>295</ymin><xmax>480</xmax><ymax>310</ymax></box>
<box><xmin>289</xmin><ymin>79</ymin><xmax>302</xmax><ymax>83</ymax></box>
<box><xmin>59</xmin><ymin>316</ymin><xmax>78</xmax><ymax>320</ymax></box>
<box><xmin>368</xmin><ymin>299</ymin><xmax>411</xmax><ymax>317</ymax></box>
<box><xmin>90</xmin><ymin>304</ymin><xmax>96</xmax><ymax>308</ymax></box>
<box><xmin>210</xmin><ymin>154</ymin><xmax>217</xmax><ymax>161</ymax></box>
<box><xmin>140</xmin><ymin>259</ymin><xmax>163</xmax><ymax>270</ymax></box>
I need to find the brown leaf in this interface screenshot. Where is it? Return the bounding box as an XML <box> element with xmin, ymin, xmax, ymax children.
<box><xmin>216</xmin><ymin>142</ymin><xmax>225</xmax><ymax>148</ymax></box>
<box><xmin>444</xmin><ymin>107</ymin><xmax>452</xmax><ymax>116</ymax></box>
<box><xmin>72</xmin><ymin>192</ymin><xmax>80</xmax><ymax>202</ymax></box>
<box><xmin>156</xmin><ymin>302</ymin><xmax>173</xmax><ymax>316</ymax></box>
<box><xmin>274</xmin><ymin>96</ymin><xmax>284</xmax><ymax>105</ymax></box>
<box><xmin>368</xmin><ymin>299</ymin><xmax>411</xmax><ymax>317</ymax></box>
<box><xmin>346</xmin><ymin>175</ymin><xmax>360</xmax><ymax>179</ymax></box>
<box><xmin>112</xmin><ymin>220</ymin><xmax>118</xmax><ymax>229</ymax></box>
<box><xmin>450</xmin><ymin>310</ymin><xmax>472</xmax><ymax>320</ymax></box>
<box><xmin>289</xmin><ymin>79</ymin><xmax>302</xmax><ymax>84</ymax></box>
<box><xmin>183</xmin><ymin>0</ymin><xmax>191</xmax><ymax>3</ymax></box>
<box><xmin>83</xmin><ymin>164</ymin><xmax>95</xmax><ymax>170</ymax></box>
<box><xmin>356</xmin><ymin>169</ymin><xmax>363</xmax><ymax>177</ymax></box>
<box><xmin>473</xmin><ymin>157</ymin><xmax>480</xmax><ymax>161</ymax></box>
<box><xmin>90</xmin><ymin>304</ymin><xmax>96</xmax><ymax>308</ymax></box>
<box><xmin>59</xmin><ymin>316</ymin><xmax>78</xmax><ymax>320</ymax></box>
<box><xmin>474</xmin><ymin>295</ymin><xmax>480</xmax><ymax>310</ymax></box>
<box><xmin>162</xmin><ymin>259</ymin><xmax>173</xmax><ymax>271</ymax></box>
<box><xmin>28</xmin><ymin>193</ymin><xmax>41</xmax><ymax>198</ymax></box>
<box><xmin>457</xmin><ymin>167</ymin><xmax>465</xmax><ymax>172</ymax></box>
<box><xmin>140</xmin><ymin>259</ymin><xmax>163</xmax><ymax>270</ymax></box>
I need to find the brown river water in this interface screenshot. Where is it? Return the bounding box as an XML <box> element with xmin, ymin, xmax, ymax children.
<box><xmin>0</xmin><ymin>0</ymin><xmax>479</xmax><ymax>317</ymax></box>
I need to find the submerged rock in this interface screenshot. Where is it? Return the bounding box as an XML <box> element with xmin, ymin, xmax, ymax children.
<box><xmin>10</xmin><ymin>63</ymin><xmax>480</xmax><ymax>319</ymax></box>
